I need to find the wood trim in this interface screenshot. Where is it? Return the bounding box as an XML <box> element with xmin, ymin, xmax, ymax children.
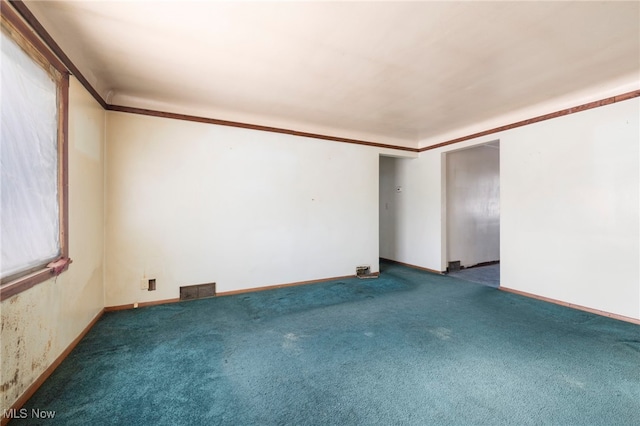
<box><xmin>107</xmin><ymin>105</ymin><xmax>418</xmax><ymax>152</ymax></box>
<box><xmin>106</xmin><ymin>275</ymin><xmax>360</xmax><ymax>311</ymax></box>
<box><xmin>1</xmin><ymin>1</ymin><xmax>65</xmax><ymax>73</ymax></box>
<box><xmin>3</xmin><ymin>1</ymin><xmax>410</xmax><ymax>152</ymax></box>
<box><xmin>419</xmin><ymin>90</ymin><xmax>640</xmax><ymax>152</ymax></box>
<box><xmin>380</xmin><ymin>258</ymin><xmax>444</xmax><ymax>275</ymax></box>
<box><xmin>103</xmin><ymin>303</ymin><xmax>135</xmax><ymax>312</ymax></box>
<box><xmin>500</xmin><ymin>287</ymin><xmax>640</xmax><ymax>326</ymax></box>
<box><xmin>59</xmin><ymin>72</ymin><xmax>70</xmax><ymax>260</ymax></box>
<box><xmin>0</xmin><ymin>4</ymin><xmax>72</xmax><ymax>303</ymax></box>
<box><xmin>104</xmin><ymin>298</ymin><xmax>181</xmax><ymax>312</ymax></box>
<box><xmin>0</xmin><ymin>254</ymin><xmax>72</xmax><ymax>303</ymax></box>
<box><xmin>5</xmin><ymin>1</ymin><xmax>639</xmax><ymax>155</ymax></box>
<box><xmin>1</xmin><ymin>309</ymin><xmax>104</xmax><ymax>426</ymax></box>
<box><xmin>217</xmin><ymin>275</ymin><xmax>356</xmax><ymax>297</ymax></box>
<box><xmin>1</xmin><ymin>269</ymin><xmax>55</xmax><ymax>301</ymax></box>
<box><xmin>139</xmin><ymin>298</ymin><xmax>180</xmax><ymax>308</ymax></box>
<box><xmin>6</xmin><ymin>0</ymin><xmax>107</xmax><ymax>108</ymax></box>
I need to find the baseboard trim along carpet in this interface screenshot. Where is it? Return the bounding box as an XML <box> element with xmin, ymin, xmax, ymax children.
<box><xmin>105</xmin><ymin>298</ymin><xmax>182</xmax><ymax>312</ymax></box>
<box><xmin>104</xmin><ymin>275</ymin><xmax>360</xmax><ymax>311</ymax></box>
<box><xmin>500</xmin><ymin>286</ymin><xmax>640</xmax><ymax>325</ymax></box>
<box><xmin>379</xmin><ymin>258</ymin><xmax>443</xmax><ymax>275</ymax></box>
<box><xmin>8</xmin><ymin>262</ymin><xmax>640</xmax><ymax>424</ymax></box>
<box><xmin>217</xmin><ymin>275</ymin><xmax>356</xmax><ymax>297</ymax></box>
<box><xmin>2</xmin><ymin>309</ymin><xmax>105</xmax><ymax>426</ymax></box>
<box><xmin>6</xmin><ymin>273</ymin><xmax>360</xmax><ymax>423</ymax></box>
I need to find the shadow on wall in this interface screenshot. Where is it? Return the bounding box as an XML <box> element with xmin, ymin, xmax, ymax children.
<box><xmin>379</xmin><ymin>156</ymin><xmax>399</xmax><ymax>259</ymax></box>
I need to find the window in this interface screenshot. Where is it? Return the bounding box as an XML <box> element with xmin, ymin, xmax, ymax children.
<box><xmin>0</xmin><ymin>4</ymin><xmax>70</xmax><ymax>300</ymax></box>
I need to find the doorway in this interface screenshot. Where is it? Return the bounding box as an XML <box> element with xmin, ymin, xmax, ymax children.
<box><xmin>379</xmin><ymin>155</ymin><xmax>399</xmax><ymax>265</ymax></box>
<box><xmin>444</xmin><ymin>142</ymin><xmax>500</xmax><ymax>286</ymax></box>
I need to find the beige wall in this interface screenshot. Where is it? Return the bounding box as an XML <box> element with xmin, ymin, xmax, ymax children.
<box><xmin>1</xmin><ymin>78</ymin><xmax>105</xmax><ymax>411</ymax></box>
<box><xmin>384</xmin><ymin>98</ymin><xmax>639</xmax><ymax>320</ymax></box>
<box><xmin>104</xmin><ymin>111</ymin><xmax>393</xmax><ymax>307</ymax></box>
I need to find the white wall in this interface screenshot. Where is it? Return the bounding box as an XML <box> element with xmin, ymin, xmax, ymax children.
<box><xmin>501</xmin><ymin>99</ymin><xmax>639</xmax><ymax>319</ymax></box>
<box><xmin>1</xmin><ymin>77</ymin><xmax>105</xmax><ymax>411</ymax></box>
<box><xmin>105</xmin><ymin>112</ymin><xmax>387</xmax><ymax>306</ymax></box>
<box><xmin>387</xmin><ymin>98</ymin><xmax>639</xmax><ymax>319</ymax></box>
<box><xmin>446</xmin><ymin>144</ymin><xmax>500</xmax><ymax>267</ymax></box>
<box><xmin>378</xmin><ymin>154</ymin><xmax>443</xmax><ymax>271</ymax></box>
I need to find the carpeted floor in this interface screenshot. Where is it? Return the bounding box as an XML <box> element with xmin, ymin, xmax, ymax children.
<box><xmin>14</xmin><ymin>262</ymin><xmax>640</xmax><ymax>425</ymax></box>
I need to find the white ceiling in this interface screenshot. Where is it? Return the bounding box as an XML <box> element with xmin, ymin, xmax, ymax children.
<box><xmin>24</xmin><ymin>1</ymin><xmax>640</xmax><ymax>148</ymax></box>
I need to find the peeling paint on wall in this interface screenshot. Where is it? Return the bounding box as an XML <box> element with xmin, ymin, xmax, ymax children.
<box><xmin>0</xmin><ymin>77</ymin><xmax>105</xmax><ymax>413</ymax></box>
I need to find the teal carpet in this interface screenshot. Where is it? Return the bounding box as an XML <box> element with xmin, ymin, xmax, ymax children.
<box><xmin>15</xmin><ymin>262</ymin><xmax>640</xmax><ymax>425</ymax></box>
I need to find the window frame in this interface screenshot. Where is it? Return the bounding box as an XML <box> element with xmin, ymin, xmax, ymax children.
<box><xmin>0</xmin><ymin>2</ymin><xmax>71</xmax><ymax>301</ymax></box>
